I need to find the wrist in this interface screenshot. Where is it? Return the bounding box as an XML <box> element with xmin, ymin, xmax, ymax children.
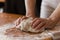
<box><xmin>26</xmin><ymin>12</ymin><xmax>36</xmax><ymax>18</ymax></box>
<box><xmin>47</xmin><ymin>17</ymin><xmax>59</xmax><ymax>24</ymax></box>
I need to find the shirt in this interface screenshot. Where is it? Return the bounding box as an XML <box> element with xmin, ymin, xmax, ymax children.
<box><xmin>40</xmin><ymin>0</ymin><xmax>60</xmax><ymax>18</ymax></box>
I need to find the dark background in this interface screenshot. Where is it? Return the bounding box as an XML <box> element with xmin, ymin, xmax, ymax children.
<box><xmin>0</xmin><ymin>0</ymin><xmax>42</xmax><ymax>17</ymax></box>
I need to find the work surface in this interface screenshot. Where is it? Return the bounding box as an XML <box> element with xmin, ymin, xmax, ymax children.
<box><xmin>0</xmin><ymin>13</ymin><xmax>60</xmax><ymax>40</ymax></box>
<box><xmin>0</xmin><ymin>0</ymin><xmax>5</xmax><ymax>2</ymax></box>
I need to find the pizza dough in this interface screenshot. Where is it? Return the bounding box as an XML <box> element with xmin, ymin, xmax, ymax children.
<box><xmin>17</xmin><ymin>17</ymin><xmax>44</xmax><ymax>33</ymax></box>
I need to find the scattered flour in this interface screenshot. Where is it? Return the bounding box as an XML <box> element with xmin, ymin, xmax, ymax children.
<box><xmin>0</xmin><ymin>23</ymin><xmax>52</xmax><ymax>40</ymax></box>
<box><xmin>1</xmin><ymin>22</ymin><xmax>60</xmax><ymax>40</ymax></box>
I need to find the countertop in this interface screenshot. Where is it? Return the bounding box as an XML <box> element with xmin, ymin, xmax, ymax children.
<box><xmin>0</xmin><ymin>13</ymin><xmax>60</xmax><ymax>40</ymax></box>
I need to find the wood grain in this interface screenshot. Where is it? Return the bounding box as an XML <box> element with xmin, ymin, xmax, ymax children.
<box><xmin>0</xmin><ymin>13</ymin><xmax>23</xmax><ymax>26</ymax></box>
<box><xmin>0</xmin><ymin>0</ymin><xmax>5</xmax><ymax>2</ymax></box>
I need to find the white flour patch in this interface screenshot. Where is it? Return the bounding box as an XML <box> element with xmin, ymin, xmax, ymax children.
<box><xmin>0</xmin><ymin>23</ymin><xmax>51</xmax><ymax>40</ymax></box>
<box><xmin>0</xmin><ymin>23</ymin><xmax>16</xmax><ymax>40</ymax></box>
<box><xmin>0</xmin><ymin>23</ymin><xmax>60</xmax><ymax>40</ymax></box>
<box><xmin>0</xmin><ymin>23</ymin><xmax>15</xmax><ymax>34</ymax></box>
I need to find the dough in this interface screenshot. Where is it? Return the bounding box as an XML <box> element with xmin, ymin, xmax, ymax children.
<box><xmin>17</xmin><ymin>17</ymin><xmax>44</xmax><ymax>33</ymax></box>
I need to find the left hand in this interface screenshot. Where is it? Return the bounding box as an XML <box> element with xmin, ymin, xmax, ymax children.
<box><xmin>14</xmin><ymin>16</ymin><xmax>28</xmax><ymax>26</ymax></box>
<box><xmin>31</xmin><ymin>18</ymin><xmax>57</xmax><ymax>30</ymax></box>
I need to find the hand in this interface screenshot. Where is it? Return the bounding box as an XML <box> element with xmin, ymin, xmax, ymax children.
<box><xmin>14</xmin><ymin>16</ymin><xmax>28</xmax><ymax>26</ymax></box>
<box><xmin>31</xmin><ymin>18</ymin><xmax>57</xmax><ymax>30</ymax></box>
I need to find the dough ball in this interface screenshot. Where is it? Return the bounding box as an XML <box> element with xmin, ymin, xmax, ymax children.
<box><xmin>18</xmin><ymin>17</ymin><xmax>44</xmax><ymax>33</ymax></box>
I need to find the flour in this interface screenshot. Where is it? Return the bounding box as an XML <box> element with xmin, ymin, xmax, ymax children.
<box><xmin>0</xmin><ymin>23</ymin><xmax>15</xmax><ymax>40</ymax></box>
<box><xmin>0</xmin><ymin>23</ymin><xmax>52</xmax><ymax>40</ymax></box>
<box><xmin>0</xmin><ymin>22</ymin><xmax>60</xmax><ymax>40</ymax></box>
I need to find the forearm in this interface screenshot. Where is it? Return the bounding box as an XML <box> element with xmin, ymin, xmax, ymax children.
<box><xmin>25</xmin><ymin>0</ymin><xmax>36</xmax><ymax>17</ymax></box>
<box><xmin>49</xmin><ymin>4</ymin><xmax>60</xmax><ymax>22</ymax></box>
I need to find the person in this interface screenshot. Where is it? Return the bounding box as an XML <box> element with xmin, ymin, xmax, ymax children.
<box><xmin>15</xmin><ymin>0</ymin><xmax>60</xmax><ymax>30</ymax></box>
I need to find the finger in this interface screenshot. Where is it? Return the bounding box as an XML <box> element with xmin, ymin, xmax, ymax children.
<box><xmin>16</xmin><ymin>16</ymin><xmax>27</xmax><ymax>26</ymax></box>
<box><xmin>32</xmin><ymin>19</ymin><xmax>41</xmax><ymax>28</ymax></box>
<box><xmin>16</xmin><ymin>17</ymin><xmax>21</xmax><ymax>26</ymax></box>
<box><xmin>16</xmin><ymin>24</ymin><xmax>21</xmax><ymax>28</ymax></box>
<box><xmin>31</xmin><ymin>18</ymin><xmax>38</xmax><ymax>26</ymax></box>
<box><xmin>35</xmin><ymin>22</ymin><xmax>46</xmax><ymax>30</ymax></box>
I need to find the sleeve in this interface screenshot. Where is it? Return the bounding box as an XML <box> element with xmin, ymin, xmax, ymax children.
<box><xmin>40</xmin><ymin>0</ymin><xmax>55</xmax><ymax>18</ymax></box>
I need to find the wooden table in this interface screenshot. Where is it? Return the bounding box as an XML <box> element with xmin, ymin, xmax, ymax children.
<box><xmin>0</xmin><ymin>0</ymin><xmax>5</xmax><ymax>2</ymax></box>
<box><xmin>0</xmin><ymin>13</ymin><xmax>23</xmax><ymax>26</ymax></box>
<box><xmin>0</xmin><ymin>13</ymin><xmax>60</xmax><ymax>40</ymax></box>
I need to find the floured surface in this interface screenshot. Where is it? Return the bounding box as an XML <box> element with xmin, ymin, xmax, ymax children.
<box><xmin>0</xmin><ymin>23</ymin><xmax>60</xmax><ymax>40</ymax></box>
<box><xmin>0</xmin><ymin>23</ymin><xmax>53</xmax><ymax>40</ymax></box>
<box><xmin>0</xmin><ymin>13</ymin><xmax>60</xmax><ymax>40</ymax></box>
